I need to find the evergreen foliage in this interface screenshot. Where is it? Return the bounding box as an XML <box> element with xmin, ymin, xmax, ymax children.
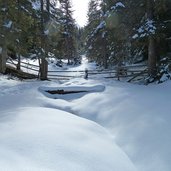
<box><xmin>85</xmin><ymin>0</ymin><xmax>171</xmax><ymax>75</ymax></box>
<box><xmin>0</xmin><ymin>0</ymin><xmax>171</xmax><ymax>82</ymax></box>
<box><xmin>0</xmin><ymin>0</ymin><xmax>79</xmax><ymax>74</ymax></box>
<box><xmin>59</xmin><ymin>0</ymin><xmax>78</xmax><ymax>64</ymax></box>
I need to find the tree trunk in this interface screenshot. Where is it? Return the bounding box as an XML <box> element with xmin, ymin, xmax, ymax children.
<box><xmin>103</xmin><ymin>42</ymin><xmax>108</xmax><ymax>69</ymax></box>
<box><xmin>147</xmin><ymin>0</ymin><xmax>157</xmax><ymax>76</ymax></box>
<box><xmin>46</xmin><ymin>0</ymin><xmax>50</xmax><ymax>14</ymax></box>
<box><xmin>40</xmin><ymin>0</ymin><xmax>48</xmax><ymax>80</ymax></box>
<box><xmin>40</xmin><ymin>58</ymin><xmax>48</xmax><ymax>80</ymax></box>
<box><xmin>0</xmin><ymin>46</ymin><xmax>7</xmax><ymax>74</ymax></box>
<box><xmin>148</xmin><ymin>36</ymin><xmax>157</xmax><ymax>75</ymax></box>
<box><xmin>17</xmin><ymin>54</ymin><xmax>21</xmax><ymax>70</ymax></box>
<box><xmin>16</xmin><ymin>0</ymin><xmax>21</xmax><ymax>71</ymax></box>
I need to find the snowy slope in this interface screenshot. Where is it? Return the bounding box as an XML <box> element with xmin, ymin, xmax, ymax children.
<box><xmin>62</xmin><ymin>79</ymin><xmax>171</xmax><ymax>171</ymax></box>
<box><xmin>40</xmin><ymin>55</ymin><xmax>171</xmax><ymax>171</ymax></box>
<box><xmin>0</xmin><ymin>56</ymin><xmax>171</xmax><ymax>171</ymax></box>
<box><xmin>0</xmin><ymin>75</ymin><xmax>137</xmax><ymax>171</ymax></box>
<box><xmin>0</xmin><ymin>107</ymin><xmax>137</xmax><ymax>171</ymax></box>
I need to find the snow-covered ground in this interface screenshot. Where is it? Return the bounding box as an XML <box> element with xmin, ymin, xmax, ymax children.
<box><xmin>0</xmin><ymin>56</ymin><xmax>171</xmax><ymax>171</ymax></box>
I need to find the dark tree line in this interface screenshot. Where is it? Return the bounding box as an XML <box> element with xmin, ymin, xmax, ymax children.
<box><xmin>85</xmin><ymin>0</ymin><xmax>171</xmax><ymax>78</ymax></box>
<box><xmin>1</xmin><ymin>0</ymin><xmax>171</xmax><ymax>82</ymax></box>
<box><xmin>0</xmin><ymin>0</ymin><xmax>79</xmax><ymax>79</ymax></box>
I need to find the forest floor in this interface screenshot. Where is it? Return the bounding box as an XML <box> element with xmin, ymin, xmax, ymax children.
<box><xmin>0</xmin><ymin>56</ymin><xmax>171</xmax><ymax>171</ymax></box>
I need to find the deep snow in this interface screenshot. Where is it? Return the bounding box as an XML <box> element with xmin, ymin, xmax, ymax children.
<box><xmin>0</xmin><ymin>75</ymin><xmax>137</xmax><ymax>171</ymax></box>
<box><xmin>0</xmin><ymin>107</ymin><xmax>136</xmax><ymax>171</ymax></box>
<box><xmin>0</xmin><ymin>56</ymin><xmax>171</xmax><ymax>171</ymax></box>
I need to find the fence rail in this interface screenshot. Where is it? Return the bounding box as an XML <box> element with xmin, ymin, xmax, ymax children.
<box><xmin>6</xmin><ymin>59</ymin><xmax>39</xmax><ymax>75</ymax></box>
<box><xmin>6</xmin><ymin>59</ymin><xmax>148</xmax><ymax>82</ymax></box>
<box><xmin>47</xmin><ymin>65</ymin><xmax>148</xmax><ymax>82</ymax></box>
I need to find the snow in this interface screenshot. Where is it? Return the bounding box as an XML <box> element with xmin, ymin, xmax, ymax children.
<box><xmin>160</xmin><ymin>73</ymin><xmax>169</xmax><ymax>82</ymax></box>
<box><xmin>44</xmin><ymin>29</ymin><xmax>49</xmax><ymax>35</ymax></box>
<box><xmin>96</xmin><ymin>21</ymin><xmax>105</xmax><ymax>30</ymax></box>
<box><xmin>0</xmin><ymin>107</ymin><xmax>137</xmax><ymax>171</ymax></box>
<box><xmin>93</xmin><ymin>21</ymin><xmax>106</xmax><ymax>35</ymax></box>
<box><xmin>0</xmin><ymin>56</ymin><xmax>171</xmax><ymax>171</ymax></box>
<box><xmin>29</xmin><ymin>0</ymin><xmax>40</xmax><ymax>10</ymax></box>
<box><xmin>16</xmin><ymin>39</ymin><xmax>20</xmax><ymax>43</ymax></box>
<box><xmin>102</xmin><ymin>31</ymin><xmax>106</xmax><ymax>38</ymax></box>
<box><xmin>138</xmin><ymin>27</ymin><xmax>144</xmax><ymax>33</ymax></box>
<box><xmin>111</xmin><ymin>2</ymin><xmax>125</xmax><ymax>10</ymax></box>
<box><xmin>133</xmin><ymin>19</ymin><xmax>156</xmax><ymax>39</ymax></box>
<box><xmin>70</xmin><ymin>81</ymin><xmax>171</xmax><ymax>171</ymax></box>
<box><xmin>0</xmin><ymin>76</ymin><xmax>137</xmax><ymax>171</ymax></box>
<box><xmin>115</xmin><ymin>2</ymin><xmax>125</xmax><ymax>8</ymax></box>
<box><xmin>132</xmin><ymin>34</ymin><xmax>138</xmax><ymax>39</ymax></box>
<box><xmin>39</xmin><ymin>85</ymin><xmax>105</xmax><ymax>100</ymax></box>
<box><xmin>88</xmin><ymin>45</ymin><xmax>92</xmax><ymax>50</ymax></box>
<box><xmin>1</xmin><ymin>8</ymin><xmax>6</xmax><ymax>12</ymax></box>
<box><xmin>3</xmin><ymin>21</ymin><xmax>12</xmax><ymax>28</ymax></box>
<box><xmin>146</xmin><ymin>19</ymin><xmax>156</xmax><ymax>34</ymax></box>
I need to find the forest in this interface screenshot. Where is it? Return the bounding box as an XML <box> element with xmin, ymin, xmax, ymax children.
<box><xmin>0</xmin><ymin>0</ymin><xmax>171</xmax><ymax>83</ymax></box>
<box><xmin>0</xmin><ymin>1</ymin><xmax>171</xmax><ymax>171</ymax></box>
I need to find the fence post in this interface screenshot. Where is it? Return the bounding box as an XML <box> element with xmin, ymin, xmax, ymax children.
<box><xmin>0</xmin><ymin>46</ymin><xmax>7</xmax><ymax>74</ymax></box>
<box><xmin>116</xmin><ymin>67</ymin><xmax>120</xmax><ymax>81</ymax></box>
<box><xmin>40</xmin><ymin>58</ymin><xmax>48</xmax><ymax>80</ymax></box>
<box><xmin>84</xmin><ymin>68</ymin><xmax>88</xmax><ymax>79</ymax></box>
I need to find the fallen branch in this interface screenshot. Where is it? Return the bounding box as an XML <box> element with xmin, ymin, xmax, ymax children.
<box><xmin>46</xmin><ymin>90</ymin><xmax>88</xmax><ymax>95</ymax></box>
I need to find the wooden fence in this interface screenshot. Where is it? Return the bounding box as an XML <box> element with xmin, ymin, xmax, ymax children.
<box><xmin>48</xmin><ymin>64</ymin><xmax>148</xmax><ymax>82</ymax></box>
<box><xmin>6</xmin><ymin>59</ymin><xmax>39</xmax><ymax>79</ymax></box>
<box><xmin>6</xmin><ymin>58</ymin><xmax>148</xmax><ymax>82</ymax></box>
<box><xmin>6</xmin><ymin>59</ymin><xmax>39</xmax><ymax>74</ymax></box>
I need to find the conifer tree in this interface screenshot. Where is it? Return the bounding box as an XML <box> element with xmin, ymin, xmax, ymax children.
<box><xmin>59</xmin><ymin>0</ymin><xmax>77</xmax><ymax>64</ymax></box>
<box><xmin>85</xmin><ymin>0</ymin><xmax>101</xmax><ymax>63</ymax></box>
<box><xmin>85</xmin><ymin>0</ymin><xmax>171</xmax><ymax>79</ymax></box>
<box><xmin>0</xmin><ymin>0</ymin><xmax>36</xmax><ymax>73</ymax></box>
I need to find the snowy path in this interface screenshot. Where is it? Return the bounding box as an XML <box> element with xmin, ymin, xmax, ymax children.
<box><xmin>46</xmin><ymin>56</ymin><xmax>171</xmax><ymax>171</ymax></box>
<box><xmin>0</xmin><ymin>57</ymin><xmax>171</xmax><ymax>171</ymax></box>
<box><xmin>68</xmin><ymin>56</ymin><xmax>96</xmax><ymax>71</ymax></box>
<box><xmin>0</xmin><ymin>75</ymin><xmax>137</xmax><ymax>171</ymax></box>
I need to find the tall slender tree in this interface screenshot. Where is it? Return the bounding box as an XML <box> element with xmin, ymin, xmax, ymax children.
<box><xmin>147</xmin><ymin>0</ymin><xmax>157</xmax><ymax>76</ymax></box>
<box><xmin>85</xmin><ymin>0</ymin><xmax>171</xmax><ymax>80</ymax></box>
<box><xmin>59</xmin><ymin>0</ymin><xmax>77</xmax><ymax>64</ymax></box>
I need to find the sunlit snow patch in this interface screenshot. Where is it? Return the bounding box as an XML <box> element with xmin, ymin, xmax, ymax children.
<box><xmin>39</xmin><ymin>85</ymin><xmax>105</xmax><ymax>100</ymax></box>
<box><xmin>0</xmin><ymin>107</ymin><xmax>137</xmax><ymax>171</ymax></box>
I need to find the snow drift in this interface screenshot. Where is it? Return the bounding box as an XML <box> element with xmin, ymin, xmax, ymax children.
<box><xmin>0</xmin><ymin>107</ymin><xmax>137</xmax><ymax>171</ymax></box>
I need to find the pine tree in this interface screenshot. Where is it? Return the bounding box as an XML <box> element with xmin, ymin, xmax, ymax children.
<box><xmin>146</xmin><ymin>0</ymin><xmax>157</xmax><ymax>76</ymax></box>
<box><xmin>86</xmin><ymin>0</ymin><xmax>126</xmax><ymax>68</ymax></box>
<box><xmin>85</xmin><ymin>0</ymin><xmax>171</xmax><ymax>78</ymax></box>
<box><xmin>59</xmin><ymin>0</ymin><xmax>77</xmax><ymax>64</ymax></box>
<box><xmin>85</xmin><ymin>0</ymin><xmax>101</xmax><ymax>63</ymax></box>
<box><xmin>0</xmin><ymin>0</ymin><xmax>37</xmax><ymax>73</ymax></box>
<box><xmin>0</xmin><ymin>0</ymin><xmax>9</xmax><ymax>73</ymax></box>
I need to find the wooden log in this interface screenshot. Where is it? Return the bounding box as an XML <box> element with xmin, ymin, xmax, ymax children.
<box><xmin>6</xmin><ymin>65</ymin><xmax>38</xmax><ymax>79</ymax></box>
<box><xmin>46</xmin><ymin>90</ymin><xmax>88</xmax><ymax>94</ymax></box>
<box><xmin>127</xmin><ymin>70</ymin><xmax>148</xmax><ymax>82</ymax></box>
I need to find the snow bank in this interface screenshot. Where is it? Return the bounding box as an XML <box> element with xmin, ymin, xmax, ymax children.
<box><xmin>1</xmin><ymin>55</ymin><xmax>171</xmax><ymax>171</ymax></box>
<box><xmin>0</xmin><ymin>107</ymin><xmax>137</xmax><ymax>171</ymax></box>
<box><xmin>69</xmin><ymin>81</ymin><xmax>171</xmax><ymax>171</ymax></box>
<box><xmin>39</xmin><ymin>85</ymin><xmax>105</xmax><ymax>100</ymax></box>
